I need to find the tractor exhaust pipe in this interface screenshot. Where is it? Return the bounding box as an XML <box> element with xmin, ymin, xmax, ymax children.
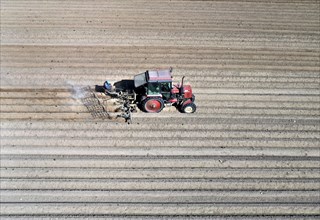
<box><xmin>181</xmin><ymin>76</ymin><xmax>185</xmax><ymax>88</ymax></box>
<box><xmin>180</xmin><ymin>76</ymin><xmax>185</xmax><ymax>95</ymax></box>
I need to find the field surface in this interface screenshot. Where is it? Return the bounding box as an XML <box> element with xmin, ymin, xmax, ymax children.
<box><xmin>1</xmin><ymin>0</ymin><xmax>320</xmax><ymax>219</ymax></box>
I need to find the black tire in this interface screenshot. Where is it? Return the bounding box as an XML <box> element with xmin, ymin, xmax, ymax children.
<box><xmin>141</xmin><ymin>97</ymin><xmax>164</xmax><ymax>113</ymax></box>
<box><xmin>180</xmin><ymin>102</ymin><xmax>196</xmax><ymax>113</ymax></box>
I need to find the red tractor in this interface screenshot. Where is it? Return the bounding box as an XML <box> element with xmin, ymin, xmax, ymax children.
<box><xmin>133</xmin><ymin>68</ymin><xmax>196</xmax><ymax>113</ymax></box>
<box><xmin>98</xmin><ymin>68</ymin><xmax>196</xmax><ymax>117</ymax></box>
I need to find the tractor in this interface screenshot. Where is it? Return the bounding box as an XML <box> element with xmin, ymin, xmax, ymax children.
<box><xmin>97</xmin><ymin>68</ymin><xmax>196</xmax><ymax>120</ymax></box>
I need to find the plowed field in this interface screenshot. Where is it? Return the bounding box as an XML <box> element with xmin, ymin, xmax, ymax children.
<box><xmin>1</xmin><ymin>0</ymin><xmax>319</xmax><ymax>218</ymax></box>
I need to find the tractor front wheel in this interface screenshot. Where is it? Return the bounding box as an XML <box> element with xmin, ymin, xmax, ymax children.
<box><xmin>180</xmin><ymin>102</ymin><xmax>196</xmax><ymax>113</ymax></box>
<box><xmin>141</xmin><ymin>97</ymin><xmax>164</xmax><ymax>113</ymax></box>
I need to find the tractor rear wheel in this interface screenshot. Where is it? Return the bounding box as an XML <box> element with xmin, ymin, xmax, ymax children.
<box><xmin>180</xmin><ymin>102</ymin><xmax>196</xmax><ymax>113</ymax></box>
<box><xmin>141</xmin><ymin>97</ymin><xmax>164</xmax><ymax>113</ymax></box>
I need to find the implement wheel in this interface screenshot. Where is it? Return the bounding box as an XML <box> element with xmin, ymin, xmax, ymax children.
<box><xmin>141</xmin><ymin>97</ymin><xmax>164</xmax><ymax>113</ymax></box>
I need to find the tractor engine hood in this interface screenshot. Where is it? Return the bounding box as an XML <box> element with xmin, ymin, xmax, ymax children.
<box><xmin>183</xmin><ymin>85</ymin><xmax>193</xmax><ymax>99</ymax></box>
<box><xmin>171</xmin><ymin>84</ymin><xmax>193</xmax><ymax>99</ymax></box>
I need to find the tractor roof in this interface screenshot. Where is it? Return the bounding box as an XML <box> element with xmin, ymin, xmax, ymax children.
<box><xmin>134</xmin><ymin>68</ymin><xmax>173</xmax><ymax>88</ymax></box>
<box><xmin>147</xmin><ymin>68</ymin><xmax>173</xmax><ymax>82</ymax></box>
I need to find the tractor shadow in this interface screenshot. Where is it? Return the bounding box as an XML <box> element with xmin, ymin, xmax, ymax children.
<box><xmin>95</xmin><ymin>80</ymin><xmax>135</xmax><ymax>93</ymax></box>
<box><xmin>114</xmin><ymin>80</ymin><xmax>135</xmax><ymax>92</ymax></box>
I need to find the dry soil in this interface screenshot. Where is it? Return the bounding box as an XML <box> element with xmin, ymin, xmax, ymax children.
<box><xmin>0</xmin><ymin>0</ymin><xmax>320</xmax><ymax>219</ymax></box>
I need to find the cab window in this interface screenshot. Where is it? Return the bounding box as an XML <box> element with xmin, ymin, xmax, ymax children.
<box><xmin>147</xmin><ymin>82</ymin><xmax>160</xmax><ymax>95</ymax></box>
<box><xmin>160</xmin><ymin>82</ymin><xmax>171</xmax><ymax>92</ymax></box>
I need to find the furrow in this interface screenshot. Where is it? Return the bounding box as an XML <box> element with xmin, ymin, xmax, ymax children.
<box><xmin>2</xmin><ymin>156</ymin><xmax>319</xmax><ymax>168</ymax></box>
<box><xmin>1</xmin><ymin>179</ymin><xmax>319</xmax><ymax>191</ymax></box>
<box><xmin>1</xmin><ymin>203</ymin><xmax>319</xmax><ymax>216</ymax></box>
<box><xmin>1</xmin><ymin>190</ymin><xmax>319</xmax><ymax>203</ymax></box>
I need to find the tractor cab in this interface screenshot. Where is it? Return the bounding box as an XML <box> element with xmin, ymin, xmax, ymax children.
<box><xmin>134</xmin><ymin>68</ymin><xmax>173</xmax><ymax>100</ymax></box>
